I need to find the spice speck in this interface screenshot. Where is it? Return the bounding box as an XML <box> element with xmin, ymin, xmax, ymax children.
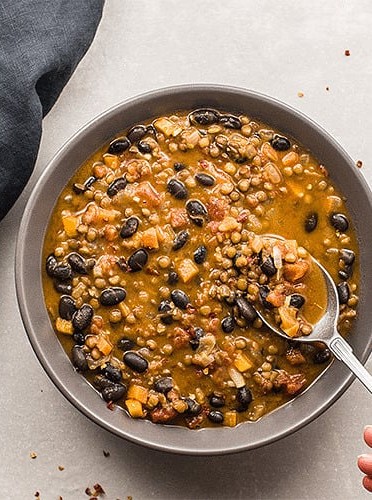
<box><xmin>356</xmin><ymin>160</ymin><xmax>363</xmax><ymax>168</ymax></box>
<box><xmin>30</xmin><ymin>451</ymin><xmax>38</xmax><ymax>459</ymax></box>
<box><xmin>297</xmin><ymin>91</ymin><xmax>304</xmax><ymax>98</ymax></box>
<box><xmin>345</xmin><ymin>49</ymin><xmax>350</xmax><ymax>56</ymax></box>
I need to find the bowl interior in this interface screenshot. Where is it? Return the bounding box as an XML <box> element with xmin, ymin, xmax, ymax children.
<box><xmin>16</xmin><ymin>85</ymin><xmax>372</xmax><ymax>455</ymax></box>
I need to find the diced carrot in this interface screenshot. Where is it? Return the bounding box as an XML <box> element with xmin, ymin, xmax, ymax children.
<box><xmin>176</xmin><ymin>258</ymin><xmax>199</xmax><ymax>283</ymax></box>
<box><xmin>225</xmin><ymin>411</ymin><xmax>237</xmax><ymax>427</ymax></box>
<box><xmin>96</xmin><ymin>336</ymin><xmax>113</xmax><ymax>355</ymax></box>
<box><xmin>55</xmin><ymin>317</ymin><xmax>73</xmax><ymax>335</ymax></box>
<box><xmin>169</xmin><ymin>208</ymin><xmax>189</xmax><ymax>228</ymax></box>
<box><xmin>141</xmin><ymin>227</ymin><xmax>159</xmax><ymax>249</ymax></box>
<box><xmin>153</xmin><ymin>117</ymin><xmax>182</xmax><ymax>137</ymax></box>
<box><xmin>134</xmin><ymin>181</ymin><xmax>162</xmax><ymax>208</ymax></box>
<box><xmin>62</xmin><ymin>215</ymin><xmax>79</xmax><ymax>237</ymax></box>
<box><xmin>283</xmin><ymin>260</ymin><xmax>310</xmax><ymax>282</ymax></box>
<box><xmin>125</xmin><ymin>399</ymin><xmax>144</xmax><ymax>418</ymax></box>
<box><xmin>234</xmin><ymin>351</ymin><xmax>253</xmax><ymax>372</ymax></box>
<box><xmin>127</xmin><ymin>385</ymin><xmax>148</xmax><ymax>404</ymax></box>
<box><xmin>96</xmin><ymin>208</ymin><xmax>121</xmax><ymax>223</ymax></box>
<box><xmin>103</xmin><ymin>154</ymin><xmax>120</xmax><ymax>169</ymax></box>
<box><xmin>278</xmin><ymin>306</ymin><xmax>300</xmax><ymax>337</ymax></box>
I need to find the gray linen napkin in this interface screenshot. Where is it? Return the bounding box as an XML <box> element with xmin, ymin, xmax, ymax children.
<box><xmin>0</xmin><ymin>0</ymin><xmax>104</xmax><ymax>220</ymax></box>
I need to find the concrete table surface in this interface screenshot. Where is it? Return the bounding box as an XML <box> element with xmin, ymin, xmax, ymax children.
<box><xmin>1</xmin><ymin>1</ymin><xmax>371</xmax><ymax>498</ymax></box>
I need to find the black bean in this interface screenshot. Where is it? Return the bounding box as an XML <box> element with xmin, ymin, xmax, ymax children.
<box><xmin>337</xmin><ymin>282</ymin><xmax>350</xmax><ymax>304</ymax></box>
<box><xmin>59</xmin><ymin>295</ymin><xmax>77</xmax><ymax>320</ymax></box>
<box><xmin>260</xmin><ymin>256</ymin><xmax>276</xmax><ymax>277</ymax></box>
<box><xmin>73</xmin><ymin>176</ymin><xmax>96</xmax><ymax>194</ymax></box>
<box><xmin>186</xmin><ymin>199</ymin><xmax>208</xmax><ymax>218</ymax></box>
<box><xmin>128</xmin><ymin>248</ymin><xmax>148</xmax><ymax>272</ymax></box>
<box><xmin>189</xmin><ymin>108</ymin><xmax>220</xmax><ymax>126</ymax></box>
<box><xmin>221</xmin><ymin>316</ymin><xmax>235</xmax><ymax>333</ymax></box>
<box><xmin>208</xmin><ymin>410</ymin><xmax>224</xmax><ymax>424</ymax></box>
<box><xmin>138</xmin><ymin>141</ymin><xmax>152</xmax><ymax>154</ymax></box>
<box><xmin>338</xmin><ymin>266</ymin><xmax>353</xmax><ymax>280</ymax></box>
<box><xmin>209</xmin><ymin>393</ymin><xmax>225</xmax><ymax>408</ymax></box>
<box><xmin>330</xmin><ymin>213</ymin><xmax>349</xmax><ymax>232</ymax></box>
<box><xmin>102</xmin><ymin>363</ymin><xmax>122</xmax><ymax>382</ymax></box>
<box><xmin>154</xmin><ymin>377</ymin><xmax>173</xmax><ymax>394</ymax></box>
<box><xmin>174</xmin><ymin>162</ymin><xmax>186</xmax><ymax>171</ymax></box>
<box><xmin>189</xmin><ymin>327</ymin><xmax>205</xmax><ymax>350</ymax></box>
<box><xmin>107</xmin><ymin>176</ymin><xmax>128</xmax><ymax>197</ymax></box>
<box><xmin>219</xmin><ymin>114</ymin><xmax>242</xmax><ymax>129</ymax></box>
<box><xmin>271</xmin><ymin>134</ymin><xmax>291</xmax><ymax>151</ymax></box>
<box><xmin>68</xmin><ymin>253</ymin><xmax>88</xmax><ymax>275</ymax></box>
<box><xmin>236</xmin><ymin>386</ymin><xmax>253</xmax><ymax>412</ymax></box>
<box><xmin>99</xmin><ymin>287</ymin><xmax>127</xmax><ymax>306</ymax></box>
<box><xmin>54</xmin><ymin>281</ymin><xmax>72</xmax><ymax>295</ymax></box>
<box><xmin>235</xmin><ymin>297</ymin><xmax>257</xmax><ymax>322</ymax></box>
<box><xmin>127</xmin><ymin>125</ymin><xmax>147</xmax><ymax>143</ymax></box>
<box><xmin>340</xmin><ymin>249</ymin><xmax>355</xmax><ymax>266</ymax></box>
<box><xmin>72</xmin><ymin>331</ymin><xmax>85</xmax><ymax>345</ymax></box>
<box><xmin>117</xmin><ymin>337</ymin><xmax>135</xmax><ymax>351</ymax></box>
<box><xmin>173</xmin><ymin>230</ymin><xmax>189</xmax><ymax>250</ymax></box>
<box><xmin>190</xmin><ymin>217</ymin><xmax>204</xmax><ymax>227</ymax></box>
<box><xmin>313</xmin><ymin>348</ymin><xmax>332</xmax><ymax>364</ymax></box>
<box><xmin>195</xmin><ymin>173</ymin><xmax>215</xmax><ymax>186</ymax></box>
<box><xmin>305</xmin><ymin>212</ymin><xmax>318</xmax><ymax>233</ymax></box>
<box><xmin>46</xmin><ymin>254</ymin><xmax>58</xmax><ymax>277</ymax></box>
<box><xmin>193</xmin><ymin>245</ymin><xmax>207</xmax><ymax>264</ymax></box>
<box><xmin>123</xmin><ymin>351</ymin><xmax>148</xmax><ymax>373</ymax></box>
<box><xmin>72</xmin><ymin>304</ymin><xmax>94</xmax><ymax>331</ymax></box>
<box><xmin>107</xmin><ymin>137</ymin><xmax>130</xmax><ymax>155</ymax></box>
<box><xmin>53</xmin><ymin>263</ymin><xmax>72</xmax><ymax>282</ymax></box>
<box><xmin>259</xmin><ymin>285</ymin><xmax>273</xmax><ymax>309</ymax></box>
<box><xmin>171</xmin><ymin>289</ymin><xmax>190</xmax><ymax>310</ymax></box>
<box><xmin>93</xmin><ymin>375</ymin><xmax>115</xmax><ymax>390</ymax></box>
<box><xmin>184</xmin><ymin>398</ymin><xmax>202</xmax><ymax>416</ymax></box>
<box><xmin>167</xmin><ymin>271</ymin><xmax>179</xmax><ymax>285</ymax></box>
<box><xmin>158</xmin><ymin>300</ymin><xmax>173</xmax><ymax>325</ymax></box>
<box><xmin>290</xmin><ymin>294</ymin><xmax>305</xmax><ymax>309</ymax></box>
<box><xmin>120</xmin><ymin>216</ymin><xmax>140</xmax><ymax>239</ymax></box>
<box><xmin>71</xmin><ymin>346</ymin><xmax>88</xmax><ymax>372</ymax></box>
<box><xmin>102</xmin><ymin>383</ymin><xmax>127</xmax><ymax>402</ymax></box>
<box><xmin>158</xmin><ymin>300</ymin><xmax>172</xmax><ymax>314</ymax></box>
<box><xmin>167</xmin><ymin>178</ymin><xmax>188</xmax><ymax>200</ymax></box>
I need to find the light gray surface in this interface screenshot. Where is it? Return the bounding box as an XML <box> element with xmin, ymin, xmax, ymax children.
<box><xmin>1</xmin><ymin>0</ymin><xmax>372</xmax><ymax>498</ymax></box>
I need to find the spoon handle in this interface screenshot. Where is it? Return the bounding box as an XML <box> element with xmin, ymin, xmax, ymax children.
<box><xmin>329</xmin><ymin>335</ymin><xmax>372</xmax><ymax>394</ymax></box>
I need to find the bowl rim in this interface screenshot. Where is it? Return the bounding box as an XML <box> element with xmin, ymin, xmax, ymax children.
<box><xmin>15</xmin><ymin>83</ymin><xmax>372</xmax><ymax>455</ymax></box>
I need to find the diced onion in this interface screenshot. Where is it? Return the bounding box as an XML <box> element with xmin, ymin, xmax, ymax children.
<box><xmin>228</xmin><ymin>366</ymin><xmax>246</xmax><ymax>388</ymax></box>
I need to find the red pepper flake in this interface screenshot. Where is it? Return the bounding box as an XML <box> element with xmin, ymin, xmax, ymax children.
<box><xmin>85</xmin><ymin>483</ymin><xmax>105</xmax><ymax>497</ymax></box>
<box><xmin>345</xmin><ymin>49</ymin><xmax>350</xmax><ymax>56</ymax></box>
<box><xmin>103</xmin><ymin>450</ymin><xmax>110</xmax><ymax>457</ymax></box>
<box><xmin>356</xmin><ymin>160</ymin><xmax>363</xmax><ymax>168</ymax></box>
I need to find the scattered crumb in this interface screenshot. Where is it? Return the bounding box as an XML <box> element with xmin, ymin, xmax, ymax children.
<box><xmin>297</xmin><ymin>91</ymin><xmax>304</xmax><ymax>98</ymax></box>
<box><xmin>30</xmin><ymin>452</ymin><xmax>38</xmax><ymax>459</ymax></box>
<box><xmin>85</xmin><ymin>484</ymin><xmax>105</xmax><ymax>497</ymax></box>
<box><xmin>356</xmin><ymin>160</ymin><xmax>363</xmax><ymax>168</ymax></box>
<box><xmin>59</xmin><ymin>497</ymin><xmax>63</xmax><ymax>500</ymax></box>
<box><xmin>34</xmin><ymin>493</ymin><xmax>40</xmax><ymax>499</ymax></box>
<box><xmin>127</xmin><ymin>496</ymin><xmax>133</xmax><ymax>500</ymax></box>
<box><xmin>345</xmin><ymin>49</ymin><xmax>350</xmax><ymax>56</ymax></box>
<box><xmin>103</xmin><ymin>450</ymin><xmax>110</xmax><ymax>457</ymax></box>
<box><xmin>325</xmin><ymin>86</ymin><xmax>330</xmax><ymax>91</ymax></box>
<box><xmin>58</xmin><ymin>465</ymin><xmax>65</xmax><ymax>471</ymax></box>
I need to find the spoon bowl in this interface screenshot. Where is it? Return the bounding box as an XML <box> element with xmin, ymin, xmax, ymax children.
<box><xmin>256</xmin><ymin>235</ymin><xmax>372</xmax><ymax>394</ymax></box>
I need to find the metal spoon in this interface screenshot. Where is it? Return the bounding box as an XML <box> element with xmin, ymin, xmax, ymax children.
<box><xmin>256</xmin><ymin>237</ymin><xmax>372</xmax><ymax>394</ymax></box>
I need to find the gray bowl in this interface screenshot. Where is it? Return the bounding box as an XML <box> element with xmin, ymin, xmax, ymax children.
<box><xmin>15</xmin><ymin>84</ymin><xmax>372</xmax><ymax>455</ymax></box>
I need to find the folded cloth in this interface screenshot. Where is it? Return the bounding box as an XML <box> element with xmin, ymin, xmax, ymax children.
<box><xmin>0</xmin><ymin>0</ymin><xmax>104</xmax><ymax>221</ymax></box>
